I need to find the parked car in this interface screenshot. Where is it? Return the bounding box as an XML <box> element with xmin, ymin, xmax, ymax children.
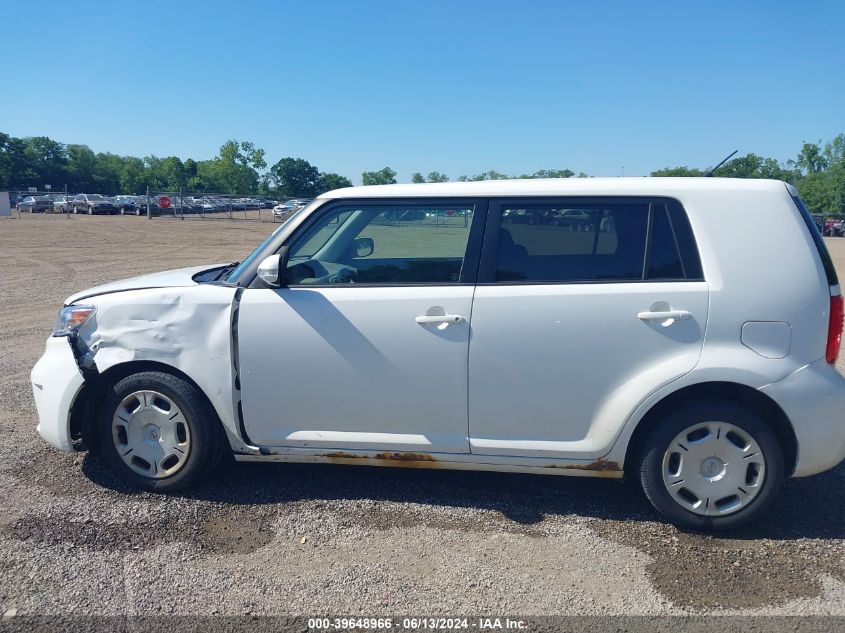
<box><xmin>18</xmin><ymin>196</ymin><xmax>52</xmax><ymax>213</ymax></box>
<box><xmin>114</xmin><ymin>197</ymin><xmax>139</xmax><ymax>215</ymax></box>
<box><xmin>134</xmin><ymin>198</ymin><xmax>163</xmax><ymax>217</ymax></box>
<box><xmin>273</xmin><ymin>198</ymin><xmax>311</xmax><ymax>220</ymax></box>
<box><xmin>31</xmin><ymin>178</ymin><xmax>845</xmax><ymax>531</ymax></box>
<box><xmin>51</xmin><ymin>195</ymin><xmax>74</xmax><ymax>213</ymax></box>
<box><xmin>71</xmin><ymin>194</ymin><xmax>117</xmax><ymax>215</ymax></box>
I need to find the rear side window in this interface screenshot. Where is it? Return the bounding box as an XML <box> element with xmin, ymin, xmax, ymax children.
<box><xmin>493</xmin><ymin>199</ymin><xmax>702</xmax><ymax>283</ymax></box>
<box><xmin>792</xmin><ymin>195</ymin><xmax>839</xmax><ymax>286</ymax></box>
<box><xmin>647</xmin><ymin>204</ymin><xmax>684</xmax><ymax>279</ymax></box>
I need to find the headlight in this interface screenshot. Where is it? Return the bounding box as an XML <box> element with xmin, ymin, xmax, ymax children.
<box><xmin>53</xmin><ymin>305</ymin><xmax>96</xmax><ymax>337</ymax></box>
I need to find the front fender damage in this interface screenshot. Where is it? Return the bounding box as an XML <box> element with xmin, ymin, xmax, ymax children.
<box><xmin>69</xmin><ymin>285</ymin><xmax>248</xmax><ymax>452</ymax></box>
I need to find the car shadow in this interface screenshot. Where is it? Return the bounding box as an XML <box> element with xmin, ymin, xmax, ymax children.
<box><xmin>80</xmin><ymin>452</ymin><xmax>845</xmax><ymax>540</ymax></box>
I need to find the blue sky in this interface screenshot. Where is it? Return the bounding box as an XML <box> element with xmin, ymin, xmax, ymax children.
<box><xmin>2</xmin><ymin>1</ymin><xmax>843</xmax><ymax>182</ymax></box>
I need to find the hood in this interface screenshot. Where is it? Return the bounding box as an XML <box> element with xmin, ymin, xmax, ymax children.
<box><xmin>64</xmin><ymin>264</ymin><xmax>223</xmax><ymax>304</ymax></box>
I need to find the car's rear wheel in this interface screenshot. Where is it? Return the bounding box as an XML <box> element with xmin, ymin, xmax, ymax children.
<box><xmin>638</xmin><ymin>401</ymin><xmax>784</xmax><ymax>531</ymax></box>
<box><xmin>97</xmin><ymin>371</ymin><xmax>225</xmax><ymax>491</ymax></box>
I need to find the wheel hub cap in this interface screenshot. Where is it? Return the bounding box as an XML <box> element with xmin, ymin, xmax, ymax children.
<box><xmin>700</xmin><ymin>456</ymin><xmax>726</xmax><ymax>479</ymax></box>
<box><xmin>661</xmin><ymin>422</ymin><xmax>766</xmax><ymax>517</ymax></box>
<box><xmin>111</xmin><ymin>390</ymin><xmax>191</xmax><ymax>479</ymax></box>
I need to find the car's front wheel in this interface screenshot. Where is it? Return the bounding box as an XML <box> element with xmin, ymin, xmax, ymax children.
<box><xmin>97</xmin><ymin>371</ymin><xmax>225</xmax><ymax>491</ymax></box>
<box><xmin>637</xmin><ymin>401</ymin><xmax>784</xmax><ymax>531</ymax></box>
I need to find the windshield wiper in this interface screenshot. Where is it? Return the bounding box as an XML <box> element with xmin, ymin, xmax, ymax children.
<box><xmin>216</xmin><ymin>262</ymin><xmax>240</xmax><ymax>280</ymax></box>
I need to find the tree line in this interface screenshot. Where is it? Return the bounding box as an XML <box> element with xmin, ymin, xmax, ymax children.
<box><xmin>0</xmin><ymin>133</ymin><xmax>352</xmax><ymax>199</ymax></box>
<box><xmin>650</xmin><ymin>134</ymin><xmax>845</xmax><ymax>216</ymax></box>
<box><xmin>2</xmin><ymin>130</ymin><xmax>843</xmax><ymax>214</ymax></box>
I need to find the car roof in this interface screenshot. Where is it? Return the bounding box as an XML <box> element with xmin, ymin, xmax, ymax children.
<box><xmin>317</xmin><ymin>177</ymin><xmax>789</xmax><ymax>200</ymax></box>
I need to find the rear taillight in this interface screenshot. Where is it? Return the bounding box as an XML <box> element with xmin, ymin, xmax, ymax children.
<box><xmin>826</xmin><ymin>292</ymin><xmax>843</xmax><ymax>364</ymax></box>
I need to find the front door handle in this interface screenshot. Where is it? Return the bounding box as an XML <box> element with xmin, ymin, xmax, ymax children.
<box><xmin>415</xmin><ymin>314</ymin><xmax>465</xmax><ymax>325</ymax></box>
<box><xmin>637</xmin><ymin>309</ymin><xmax>692</xmax><ymax>322</ymax></box>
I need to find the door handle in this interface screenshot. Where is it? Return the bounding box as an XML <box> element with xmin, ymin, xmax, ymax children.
<box><xmin>415</xmin><ymin>314</ymin><xmax>465</xmax><ymax>325</ymax></box>
<box><xmin>637</xmin><ymin>310</ymin><xmax>692</xmax><ymax>322</ymax></box>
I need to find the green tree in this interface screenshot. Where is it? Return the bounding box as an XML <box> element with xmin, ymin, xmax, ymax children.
<box><xmin>426</xmin><ymin>171</ymin><xmax>449</xmax><ymax>182</ymax></box>
<box><xmin>23</xmin><ymin>136</ymin><xmax>67</xmax><ymax>189</ymax></box>
<box><xmin>411</xmin><ymin>172</ymin><xmax>425</xmax><ymax>183</ymax></box>
<box><xmin>795</xmin><ymin>141</ymin><xmax>828</xmax><ymax>174</ymax></box>
<box><xmin>208</xmin><ymin>139</ymin><xmax>267</xmax><ymax>193</ymax></box>
<box><xmin>315</xmin><ymin>172</ymin><xmax>352</xmax><ymax>194</ymax></box>
<box><xmin>91</xmin><ymin>153</ymin><xmax>122</xmax><ymax>193</ymax></box>
<box><xmin>270</xmin><ymin>157</ymin><xmax>320</xmax><ymax>197</ymax></box>
<box><xmin>824</xmin><ymin>134</ymin><xmax>845</xmax><ymax>165</ymax></box>
<box><xmin>119</xmin><ymin>156</ymin><xmax>147</xmax><ymax>194</ymax></box>
<box><xmin>157</xmin><ymin>156</ymin><xmax>187</xmax><ymax>191</ymax></box>
<box><xmin>650</xmin><ymin>166</ymin><xmax>705</xmax><ymax>177</ymax></box>
<box><xmin>521</xmin><ymin>169</ymin><xmax>575</xmax><ymax>179</ymax></box>
<box><xmin>66</xmin><ymin>144</ymin><xmax>98</xmax><ymax>191</ymax></box>
<box><xmin>362</xmin><ymin>166</ymin><xmax>397</xmax><ymax>185</ymax></box>
<box><xmin>459</xmin><ymin>169</ymin><xmax>509</xmax><ymax>181</ymax></box>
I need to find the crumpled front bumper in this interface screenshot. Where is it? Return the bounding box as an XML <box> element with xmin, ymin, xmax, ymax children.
<box><xmin>31</xmin><ymin>336</ymin><xmax>85</xmax><ymax>452</ymax></box>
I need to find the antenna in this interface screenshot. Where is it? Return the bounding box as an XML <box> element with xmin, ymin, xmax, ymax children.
<box><xmin>705</xmin><ymin>150</ymin><xmax>738</xmax><ymax>177</ymax></box>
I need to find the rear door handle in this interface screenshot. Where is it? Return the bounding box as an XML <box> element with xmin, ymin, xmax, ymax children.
<box><xmin>415</xmin><ymin>314</ymin><xmax>465</xmax><ymax>325</ymax></box>
<box><xmin>637</xmin><ymin>310</ymin><xmax>692</xmax><ymax>322</ymax></box>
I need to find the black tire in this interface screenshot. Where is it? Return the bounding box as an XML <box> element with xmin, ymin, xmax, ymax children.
<box><xmin>637</xmin><ymin>400</ymin><xmax>784</xmax><ymax>531</ymax></box>
<box><xmin>97</xmin><ymin>371</ymin><xmax>226</xmax><ymax>491</ymax></box>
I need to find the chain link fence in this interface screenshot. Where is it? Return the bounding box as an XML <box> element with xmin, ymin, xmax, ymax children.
<box><xmin>6</xmin><ymin>188</ymin><xmax>287</xmax><ymax>223</ymax></box>
<box><xmin>144</xmin><ymin>189</ymin><xmax>279</xmax><ymax>222</ymax></box>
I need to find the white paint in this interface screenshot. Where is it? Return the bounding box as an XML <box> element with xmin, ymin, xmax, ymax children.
<box><xmin>468</xmin><ymin>282</ymin><xmax>709</xmax><ymax>458</ymax></box>
<box><xmin>741</xmin><ymin>321</ymin><xmax>792</xmax><ymax>359</ymax></box>
<box><xmin>30</xmin><ymin>177</ymin><xmax>845</xmax><ymax>485</ymax></box>
<box><xmin>238</xmin><ymin>286</ymin><xmax>473</xmax><ymax>453</ymax></box>
<box><xmin>30</xmin><ymin>337</ymin><xmax>84</xmax><ymax>451</ymax></box>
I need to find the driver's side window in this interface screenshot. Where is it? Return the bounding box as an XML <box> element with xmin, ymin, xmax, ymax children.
<box><xmin>286</xmin><ymin>203</ymin><xmax>474</xmax><ymax>285</ymax></box>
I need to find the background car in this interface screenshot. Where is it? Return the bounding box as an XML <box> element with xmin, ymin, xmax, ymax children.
<box><xmin>18</xmin><ymin>196</ymin><xmax>52</xmax><ymax>213</ymax></box>
<box><xmin>71</xmin><ymin>194</ymin><xmax>117</xmax><ymax>215</ymax></box>
<box><xmin>51</xmin><ymin>195</ymin><xmax>74</xmax><ymax>213</ymax></box>
<box><xmin>272</xmin><ymin>198</ymin><xmax>311</xmax><ymax>220</ymax></box>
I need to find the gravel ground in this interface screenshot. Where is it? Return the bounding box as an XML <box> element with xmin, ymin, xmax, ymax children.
<box><xmin>0</xmin><ymin>214</ymin><xmax>843</xmax><ymax>617</ymax></box>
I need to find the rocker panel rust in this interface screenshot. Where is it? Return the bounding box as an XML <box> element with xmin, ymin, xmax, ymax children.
<box><xmin>248</xmin><ymin>451</ymin><xmax>625</xmax><ymax>477</ymax></box>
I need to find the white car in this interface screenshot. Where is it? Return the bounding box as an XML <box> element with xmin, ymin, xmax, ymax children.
<box><xmin>273</xmin><ymin>199</ymin><xmax>311</xmax><ymax>219</ymax></box>
<box><xmin>31</xmin><ymin>178</ymin><xmax>845</xmax><ymax>530</ymax></box>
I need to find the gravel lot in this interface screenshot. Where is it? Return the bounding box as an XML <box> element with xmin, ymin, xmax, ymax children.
<box><xmin>1</xmin><ymin>214</ymin><xmax>844</xmax><ymax>617</ymax></box>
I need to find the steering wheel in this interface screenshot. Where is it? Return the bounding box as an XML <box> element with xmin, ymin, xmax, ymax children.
<box><xmin>328</xmin><ymin>266</ymin><xmax>357</xmax><ymax>284</ymax></box>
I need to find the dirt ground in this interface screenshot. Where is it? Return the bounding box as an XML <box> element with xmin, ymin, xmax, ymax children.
<box><xmin>0</xmin><ymin>213</ymin><xmax>844</xmax><ymax>617</ymax></box>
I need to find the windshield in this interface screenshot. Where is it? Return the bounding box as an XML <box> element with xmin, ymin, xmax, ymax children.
<box><xmin>225</xmin><ymin>225</ymin><xmax>286</xmax><ymax>283</ymax></box>
<box><xmin>224</xmin><ymin>199</ymin><xmax>323</xmax><ymax>285</ymax></box>
<box><xmin>87</xmin><ymin>194</ymin><xmax>105</xmax><ymax>201</ymax></box>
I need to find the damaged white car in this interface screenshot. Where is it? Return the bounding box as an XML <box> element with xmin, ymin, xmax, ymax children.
<box><xmin>32</xmin><ymin>178</ymin><xmax>845</xmax><ymax>530</ymax></box>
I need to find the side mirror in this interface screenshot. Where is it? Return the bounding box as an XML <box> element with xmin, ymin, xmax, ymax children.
<box><xmin>353</xmin><ymin>237</ymin><xmax>374</xmax><ymax>258</ymax></box>
<box><xmin>256</xmin><ymin>246</ymin><xmax>290</xmax><ymax>288</ymax></box>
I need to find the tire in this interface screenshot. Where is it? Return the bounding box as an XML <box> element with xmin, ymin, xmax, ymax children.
<box><xmin>97</xmin><ymin>371</ymin><xmax>226</xmax><ymax>492</ymax></box>
<box><xmin>88</xmin><ymin>206</ymin><xmax>93</xmax><ymax>215</ymax></box>
<box><xmin>135</xmin><ymin>207</ymin><xmax>141</xmax><ymax>216</ymax></box>
<box><xmin>637</xmin><ymin>400</ymin><xmax>784</xmax><ymax>531</ymax></box>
